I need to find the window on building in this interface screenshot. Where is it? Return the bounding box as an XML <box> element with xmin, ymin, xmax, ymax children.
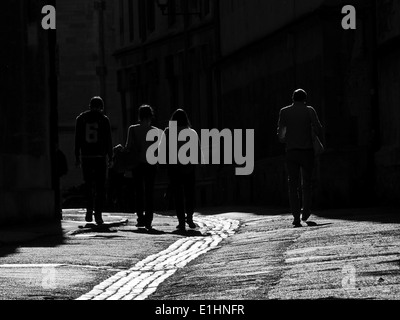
<box><xmin>117</xmin><ymin>69</ymin><xmax>124</xmax><ymax>92</ymax></box>
<box><xmin>165</xmin><ymin>55</ymin><xmax>178</xmax><ymax>113</ymax></box>
<box><xmin>186</xmin><ymin>0</ymin><xmax>199</xmax><ymax>23</ymax></box>
<box><xmin>138</xmin><ymin>0</ymin><xmax>147</xmax><ymax>41</ymax></box>
<box><xmin>119</xmin><ymin>0</ymin><xmax>125</xmax><ymax>45</ymax></box>
<box><xmin>146</xmin><ymin>60</ymin><xmax>159</xmax><ymax>84</ymax></box>
<box><xmin>128</xmin><ymin>0</ymin><xmax>135</xmax><ymax>42</ymax></box>
<box><xmin>165</xmin><ymin>55</ymin><xmax>174</xmax><ymax>79</ymax></box>
<box><xmin>147</xmin><ymin>0</ymin><xmax>155</xmax><ymax>32</ymax></box>
<box><xmin>189</xmin><ymin>0</ymin><xmax>199</xmax><ymax>13</ymax></box>
<box><xmin>204</xmin><ymin>0</ymin><xmax>210</xmax><ymax>15</ymax></box>
<box><xmin>168</xmin><ymin>0</ymin><xmax>176</xmax><ymax>27</ymax></box>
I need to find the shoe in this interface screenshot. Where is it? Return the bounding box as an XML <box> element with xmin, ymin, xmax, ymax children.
<box><xmin>186</xmin><ymin>219</ymin><xmax>196</xmax><ymax>229</ymax></box>
<box><xmin>136</xmin><ymin>216</ymin><xmax>146</xmax><ymax>228</ymax></box>
<box><xmin>85</xmin><ymin>212</ymin><xmax>93</xmax><ymax>223</ymax></box>
<box><xmin>292</xmin><ymin>218</ymin><xmax>302</xmax><ymax>228</ymax></box>
<box><xmin>301</xmin><ymin>211</ymin><xmax>311</xmax><ymax>222</ymax></box>
<box><xmin>176</xmin><ymin>224</ymin><xmax>186</xmax><ymax>231</ymax></box>
<box><xmin>94</xmin><ymin>213</ymin><xmax>103</xmax><ymax>225</ymax></box>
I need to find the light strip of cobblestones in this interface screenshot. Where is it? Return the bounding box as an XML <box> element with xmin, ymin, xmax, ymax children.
<box><xmin>76</xmin><ymin>216</ymin><xmax>240</xmax><ymax>300</ymax></box>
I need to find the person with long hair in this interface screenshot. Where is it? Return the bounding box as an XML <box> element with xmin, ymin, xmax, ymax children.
<box><xmin>161</xmin><ymin>109</ymin><xmax>202</xmax><ymax>231</ymax></box>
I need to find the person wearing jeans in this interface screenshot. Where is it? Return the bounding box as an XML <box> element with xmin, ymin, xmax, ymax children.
<box><xmin>75</xmin><ymin>96</ymin><xmax>113</xmax><ymax>225</ymax></box>
<box><xmin>132</xmin><ymin>162</ymin><xmax>157</xmax><ymax>229</ymax></box>
<box><xmin>277</xmin><ymin>89</ymin><xmax>323</xmax><ymax>227</ymax></box>
<box><xmin>160</xmin><ymin>109</ymin><xmax>203</xmax><ymax>231</ymax></box>
<box><xmin>125</xmin><ymin>105</ymin><xmax>160</xmax><ymax>231</ymax></box>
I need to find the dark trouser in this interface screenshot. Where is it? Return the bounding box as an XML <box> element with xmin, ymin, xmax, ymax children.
<box><xmin>132</xmin><ymin>163</ymin><xmax>157</xmax><ymax>227</ymax></box>
<box><xmin>286</xmin><ymin>149</ymin><xmax>315</xmax><ymax>220</ymax></box>
<box><xmin>169</xmin><ymin>166</ymin><xmax>195</xmax><ymax>226</ymax></box>
<box><xmin>107</xmin><ymin>168</ymin><xmax>125</xmax><ymax>211</ymax></box>
<box><xmin>81</xmin><ymin>157</ymin><xmax>107</xmax><ymax>219</ymax></box>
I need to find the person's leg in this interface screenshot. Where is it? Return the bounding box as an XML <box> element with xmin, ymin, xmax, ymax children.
<box><xmin>183</xmin><ymin>169</ymin><xmax>196</xmax><ymax>228</ymax></box>
<box><xmin>286</xmin><ymin>151</ymin><xmax>301</xmax><ymax>225</ymax></box>
<box><xmin>170</xmin><ymin>168</ymin><xmax>186</xmax><ymax>229</ymax></box>
<box><xmin>94</xmin><ymin>158</ymin><xmax>107</xmax><ymax>225</ymax></box>
<box><xmin>133</xmin><ymin>164</ymin><xmax>145</xmax><ymax>227</ymax></box>
<box><xmin>144</xmin><ymin>164</ymin><xmax>156</xmax><ymax>229</ymax></box>
<box><xmin>301</xmin><ymin>150</ymin><xmax>315</xmax><ymax>221</ymax></box>
<box><xmin>81</xmin><ymin>159</ymin><xmax>94</xmax><ymax>222</ymax></box>
<box><xmin>108</xmin><ymin>169</ymin><xmax>123</xmax><ymax>211</ymax></box>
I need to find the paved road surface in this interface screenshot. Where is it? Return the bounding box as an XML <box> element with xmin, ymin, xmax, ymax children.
<box><xmin>0</xmin><ymin>207</ymin><xmax>399</xmax><ymax>302</ymax></box>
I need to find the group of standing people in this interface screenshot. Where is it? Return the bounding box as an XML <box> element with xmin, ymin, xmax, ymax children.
<box><xmin>74</xmin><ymin>97</ymin><xmax>200</xmax><ymax>231</ymax></box>
<box><xmin>74</xmin><ymin>88</ymin><xmax>323</xmax><ymax>230</ymax></box>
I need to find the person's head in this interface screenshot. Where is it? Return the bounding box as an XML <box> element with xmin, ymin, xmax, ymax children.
<box><xmin>89</xmin><ymin>96</ymin><xmax>104</xmax><ymax>111</ymax></box>
<box><xmin>170</xmin><ymin>109</ymin><xmax>191</xmax><ymax>128</ymax></box>
<box><xmin>138</xmin><ymin>104</ymin><xmax>154</xmax><ymax>123</ymax></box>
<box><xmin>292</xmin><ymin>89</ymin><xmax>307</xmax><ymax>103</ymax></box>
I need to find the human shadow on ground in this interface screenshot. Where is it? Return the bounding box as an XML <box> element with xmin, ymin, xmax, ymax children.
<box><xmin>286</xmin><ymin>221</ymin><xmax>334</xmax><ymax>228</ymax></box>
<box><xmin>120</xmin><ymin>228</ymin><xmax>210</xmax><ymax>237</ymax></box>
<box><xmin>125</xmin><ymin>228</ymin><xmax>166</xmax><ymax>235</ymax></box>
<box><xmin>171</xmin><ymin>229</ymin><xmax>211</xmax><ymax>237</ymax></box>
<box><xmin>72</xmin><ymin>218</ymin><xmax>129</xmax><ymax>233</ymax></box>
<box><xmin>76</xmin><ymin>223</ymin><xmax>119</xmax><ymax>233</ymax></box>
<box><xmin>304</xmin><ymin>221</ymin><xmax>333</xmax><ymax>227</ymax></box>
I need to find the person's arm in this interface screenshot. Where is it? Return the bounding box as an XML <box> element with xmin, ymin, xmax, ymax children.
<box><xmin>310</xmin><ymin>107</ymin><xmax>323</xmax><ymax>138</ymax></box>
<box><xmin>125</xmin><ymin>126</ymin><xmax>133</xmax><ymax>151</ymax></box>
<box><xmin>277</xmin><ymin>109</ymin><xmax>287</xmax><ymax>143</ymax></box>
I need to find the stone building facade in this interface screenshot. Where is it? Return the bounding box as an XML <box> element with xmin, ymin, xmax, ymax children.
<box><xmin>113</xmin><ymin>0</ymin><xmax>220</xmax><ymax>209</ymax></box>
<box><xmin>374</xmin><ymin>0</ymin><xmax>400</xmax><ymax>204</ymax></box>
<box><xmin>55</xmin><ymin>0</ymin><xmax>400</xmax><ymax>210</ymax></box>
<box><xmin>0</xmin><ymin>0</ymin><xmax>59</xmax><ymax>225</ymax></box>
<box><xmin>56</xmin><ymin>0</ymin><xmax>122</xmax><ymax>199</ymax></box>
<box><xmin>5</xmin><ymin>0</ymin><xmax>400</xmax><ymax>226</ymax></box>
<box><xmin>215</xmin><ymin>0</ymin><xmax>382</xmax><ymax>208</ymax></box>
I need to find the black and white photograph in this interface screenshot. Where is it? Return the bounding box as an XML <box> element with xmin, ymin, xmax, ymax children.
<box><xmin>0</xmin><ymin>0</ymin><xmax>399</xmax><ymax>314</ymax></box>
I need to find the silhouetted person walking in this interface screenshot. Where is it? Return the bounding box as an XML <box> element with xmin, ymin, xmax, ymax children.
<box><xmin>125</xmin><ymin>105</ymin><xmax>160</xmax><ymax>231</ymax></box>
<box><xmin>75</xmin><ymin>96</ymin><xmax>113</xmax><ymax>225</ymax></box>
<box><xmin>277</xmin><ymin>89</ymin><xmax>323</xmax><ymax>227</ymax></box>
<box><xmin>161</xmin><ymin>109</ymin><xmax>202</xmax><ymax>231</ymax></box>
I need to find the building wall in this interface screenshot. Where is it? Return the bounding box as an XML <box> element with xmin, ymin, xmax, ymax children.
<box><xmin>219</xmin><ymin>0</ymin><xmax>326</xmax><ymax>56</ymax></box>
<box><xmin>114</xmin><ymin>0</ymin><xmax>216</xmax><ymax>127</ymax></box>
<box><xmin>375</xmin><ymin>0</ymin><xmax>400</xmax><ymax>204</ymax></box>
<box><xmin>0</xmin><ymin>0</ymin><xmax>57</xmax><ymax>225</ymax></box>
<box><xmin>55</xmin><ymin>0</ymin><xmax>400</xmax><ymax>210</ymax></box>
<box><xmin>56</xmin><ymin>0</ymin><xmax>122</xmax><ymax>201</ymax></box>
<box><xmin>113</xmin><ymin>0</ymin><xmax>219</xmax><ymax>210</ymax></box>
<box><xmin>216</xmin><ymin>0</ymin><xmax>376</xmax><ymax>207</ymax></box>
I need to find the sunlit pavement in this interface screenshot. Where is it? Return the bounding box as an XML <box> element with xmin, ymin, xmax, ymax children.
<box><xmin>0</xmin><ymin>207</ymin><xmax>399</xmax><ymax>300</ymax></box>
